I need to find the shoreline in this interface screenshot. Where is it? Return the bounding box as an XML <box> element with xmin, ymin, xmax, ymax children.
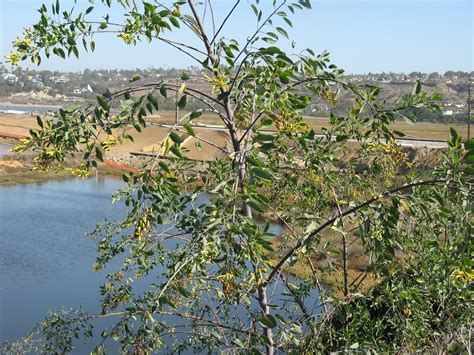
<box><xmin>0</xmin><ymin>101</ymin><xmax>62</xmax><ymax>108</ymax></box>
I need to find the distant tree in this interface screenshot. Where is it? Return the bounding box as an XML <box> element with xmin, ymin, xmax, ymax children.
<box><xmin>444</xmin><ymin>70</ymin><xmax>457</xmax><ymax>78</ymax></box>
<box><xmin>5</xmin><ymin>0</ymin><xmax>473</xmax><ymax>354</ymax></box>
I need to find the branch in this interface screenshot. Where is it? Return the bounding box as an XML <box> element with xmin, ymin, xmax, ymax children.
<box><xmin>154</xmin><ymin>36</ymin><xmax>205</xmax><ymax>64</ymax></box>
<box><xmin>187</xmin><ymin>0</ymin><xmax>215</xmax><ymax>62</ymax></box>
<box><xmin>210</xmin><ymin>0</ymin><xmax>241</xmax><ymax>45</ymax></box>
<box><xmin>232</xmin><ymin>1</ymin><xmax>287</xmax><ymax>67</ymax></box>
<box><xmin>265</xmin><ymin>180</ymin><xmax>448</xmax><ymax>285</ymax></box>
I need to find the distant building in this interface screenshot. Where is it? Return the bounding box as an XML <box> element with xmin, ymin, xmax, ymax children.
<box><xmin>31</xmin><ymin>80</ymin><xmax>44</xmax><ymax>89</ymax></box>
<box><xmin>0</xmin><ymin>73</ymin><xmax>18</xmax><ymax>84</ymax></box>
<box><xmin>50</xmin><ymin>75</ymin><xmax>68</xmax><ymax>83</ymax></box>
<box><xmin>73</xmin><ymin>84</ymin><xmax>93</xmax><ymax>95</ymax></box>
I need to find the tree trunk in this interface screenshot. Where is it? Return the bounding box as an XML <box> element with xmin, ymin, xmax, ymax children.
<box><xmin>228</xmin><ymin>118</ymin><xmax>274</xmax><ymax>354</ymax></box>
<box><xmin>258</xmin><ymin>284</ymin><xmax>275</xmax><ymax>355</ymax></box>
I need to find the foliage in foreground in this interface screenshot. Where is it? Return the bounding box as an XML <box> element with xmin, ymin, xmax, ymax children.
<box><xmin>5</xmin><ymin>0</ymin><xmax>473</xmax><ymax>353</ymax></box>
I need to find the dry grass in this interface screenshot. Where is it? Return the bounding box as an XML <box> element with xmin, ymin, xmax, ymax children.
<box><xmin>268</xmin><ymin>226</ymin><xmax>380</xmax><ymax>298</ymax></box>
<box><xmin>1</xmin><ymin>112</ymin><xmax>468</xmax><ymax>149</ymax></box>
<box><xmin>0</xmin><ymin>168</ymin><xmax>75</xmax><ymax>185</ymax></box>
<box><xmin>150</xmin><ymin>111</ymin><xmax>468</xmax><ymax>141</ymax></box>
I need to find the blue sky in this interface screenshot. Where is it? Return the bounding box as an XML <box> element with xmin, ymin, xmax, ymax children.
<box><xmin>0</xmin><ymin>0</ymin><xmax>472</xmax><ymax>73</ymax></box>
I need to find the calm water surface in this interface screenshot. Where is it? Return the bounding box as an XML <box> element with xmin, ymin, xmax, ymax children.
<box><xmin>0</xmin><ymin>177</ymin><xmax>319</xmax><ymax>352</ymax></box>
<box><xmin>0</xmin><ymin>145</ymin><xmax>15</xmax><ymax>156</ymax></box>
<box><xmin>0</xmin><ymin>105</ymin><xmax>57</xmax><ymax>114</ymax></box>
<box><xmin>0</xmin><ymin>178</ymin><xmax>126</xmax><ymax>346</ymax></box>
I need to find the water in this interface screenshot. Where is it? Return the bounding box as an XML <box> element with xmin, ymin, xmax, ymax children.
<box><xmin>0</xmin><ymin>145</ymin><xmax>15</xmax><ymax>156</ymax></box>
<box><xmin>0</xmin><ymin>105</ymin><xmax>57</xmax><ymax>115</ymax></box>
<box><xmin>0</xmin><ymin>177</ymin><xmax>319</xmax><ymax>352</ymax></box>
<box><xmin>0</xmin><ymin>178</ymin><xmax>126</xmax><ymax>345</ymax></box>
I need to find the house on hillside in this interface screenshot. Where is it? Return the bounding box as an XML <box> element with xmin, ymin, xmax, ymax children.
<box><xmin>50</xmin><ymin>75</ymin><xmax>68</xmax><ymax>84</ymax></box>
<box><xmin>0</xmin><ymin>73</ymin><xmax>18</xmax><ymax>84</ymax></box>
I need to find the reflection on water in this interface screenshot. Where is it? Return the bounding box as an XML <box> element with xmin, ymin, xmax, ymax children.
<box><xmin>0</xmin><ymin>144</ymin><xmax>15</xmax><ymax>156</ymax></box>
<box><xmin>0</xmin><ymin>177</ymin><xmax>319</xmax><ymax>352</ymax></box>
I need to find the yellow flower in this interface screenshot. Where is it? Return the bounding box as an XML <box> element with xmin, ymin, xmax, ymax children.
<box><xmin>451</xmin><ymin>269</ymin><xmax>474</xmax><ymax>285</ymax></box>
<box><xmin>204</xmin><ymin>68</ymin><xmax>229</xmax><ymax>93</ymax></box>
<box><xmin>5</xmin><ymin>52</ymin><xmax>22</xmax><ymax>66</ymax></box>
<box><xmin>101</xmin><ymin>135</ymin><xmax>121</xmax><ymax>151</ymax></box>
<box><xmin>117</xmin><ymin>32</ymin><xmax>135</xmax><ymax>45</ymax></box>
<box><xmin>14</xmin><ymin>38</ymin><xmax>32</xmax><ymax>48</ymax></box>
<box><xmin>69</xmin><ymin>165</ymin><xmax>91</xmax><ymax>179</ymax></box>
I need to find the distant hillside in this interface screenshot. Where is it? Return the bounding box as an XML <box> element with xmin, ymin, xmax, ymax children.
<box><xmin>0</xmin><ymin>66</ymin><xmax>471</xmax><ymax>122</ymax></box>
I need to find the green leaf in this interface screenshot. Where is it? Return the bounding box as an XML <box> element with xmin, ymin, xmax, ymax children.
<box><xmin>36</xmin><ymin>116</ymin><xmax>43</xmax><ymax>128</ymax></box>
<box><xmin>96</xmin><ymin>96</ymin><xmax>109</xmax><ymax>111</ymax></box>
<box><xmin>464</xmin><ymin>167</ymin><xmax>474</xmax><ymax>175</ymax></box>
<box><xmin>450</xmin><ymin>128</ymin><xmax>458</xmax><ymax>141</ymax></box>
<box><xmin>170</xmin><ymin>131</ymin><xmax>184</xmax><ymax>144</ymax></box>
<box><xmin>465</xmin><ymin>154</ymin><xmax>474</xmax><ymax>164</ymax></box>
<box><xmin>170</xmin><ymin>145</ymin><xmax>182</xmax><ymax>158</ymax></box>
<box><xmin>56</xmin><ymin>47</ymin><xmax>66</xmax><ymax>59</ymax></box>
<box><xmin>183</xmin><ymin>123</ymin><xmax>195</xmax><ymax>137</ymax></box>
<box><xmin>261</xmin><ymin>46</ymin><xmax>281</xmax><ymax>55</ymax></box>
<box><xmin>177</xmin><ymin>95</ymin><xmax>187</xmax><ymax>109</ymax></box>
<box><xmin>279</xmin><ymin>74</ymin><xmax>290</xmax><ymax>84</ymax></box>
<box><xmin>147</xmin><ymin>93</ymin><xmax>158</xmax><ymax>110</ymax></box>
<box><xmin>169</xmin><ymin>16</ymin><xmax>180</xmax><ymax>28</ymax></box>
<box><xmin>248</xmin><ymin>200</ymin><xmax>265</xmax><ymax>213</ymax></box>
<box><xmin>276</xmin><ymin>27</ymin><xmax>288</xmax><ymax>38</ymax></box>
<box><xmin>129</xmin><ymin>75</ymin><xmax>140</xmax><ymax>82</ymax></box>
<box><xmin>159</xmin><ymin>161</ymin><xmax>170</xmax><ymax>172</ymax></box>
<box><xmin>255</xmin><ymin>133</ymin><xmax>274</xmax><ymax>142</ymax></box>
<box><xmin>91</xmin><ymin>345</ymin><xmax>105</xmax><ymax>355</ymax></box>
<box><xmin>258</xmin><ymin>314</ymin><xmax>277</xmax><ymax>328</ymax></box>
<box><xmin>247</xmin><ymin>156</ymin><xmax>263</xmax><ymax>167</ymax></box>
<box><xmin>67</xmin><ymin>36</ymin><xmax>76</xmax><ymax>46</ymax></box>
<box><xmin>231</xmin><ymin>338</ymin><xmax>244</xmax><ymax>347</ymax></box>
<box><xmin>252</xmin><ymin>167</ymin><xmax>273</xmax><ymax>182</ymax></box>
<box><xmin>176</xmin><ymin>285</ymin><xmax>190</xmax><ymax>297</ymax></box>
<box><xmin>190</xmin><ymin>111</ymin><xmax>202</xmax><ymax>120</ymax></box>
<box><xmin>181</xmin><ymin>72</ymin><xmax>190</xmax><ymax>80</ymax></box>
<box><xmin>95</xmin><ymin>146</ymin><xmax>103</xmax><ymax>162</ymax></box>
<box><xmin>151</xmin><ymin>15</ymin><xmax>161</xmax><ymax>24</ymax></box>
<box><xmin>160</xmin><ymin>84</ymin><xmax>167</xmax><ymax>97</ymax></box>
<box><xmin>465</xmin><ymin>138</ymin><xmax>474</xmax><ymax>150</ymax></box>
<box><xmin>412</xmin><ymin>80</ymin><xmax>422</xmax><ymax>95</ymax></box>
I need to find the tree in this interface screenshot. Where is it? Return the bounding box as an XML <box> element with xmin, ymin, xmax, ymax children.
<box><xmin>6</xmin><ymin>0</ymin><xmax>473</xmax><ymax>353</ymax></box>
